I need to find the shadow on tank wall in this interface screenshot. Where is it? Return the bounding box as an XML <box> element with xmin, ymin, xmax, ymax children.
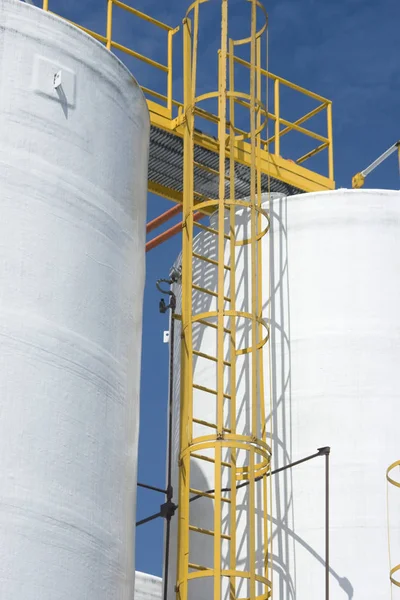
<box><xmin>166</xmin><ymin>196</ymin><xmax>353</xmax><ymax>600</ymax></box>
<box><xmin>268</xmin><ymin>195</ymin><xmax>353</xmax><ymax>600</ymax></box>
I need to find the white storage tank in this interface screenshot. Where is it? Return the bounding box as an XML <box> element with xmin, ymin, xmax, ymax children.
<box><xmin>0</xmin><ymin>1</ymin><xmax>149</xmax><ymax>599</ymax></box>
<box><xmin>134</xmin><ymin>572</ymin><xmax>163</xmax><ymax>600</ymax></box>
<box><xmin>167</xmin><ymin>189</ymin><xmax>400</xmax><ymax>600</ymax></box>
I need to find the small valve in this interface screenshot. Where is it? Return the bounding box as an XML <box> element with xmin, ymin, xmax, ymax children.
<box><xmin>159</xmin><ymin>298</ymin><xmax>168</xmax><ymax>313</ymax></box>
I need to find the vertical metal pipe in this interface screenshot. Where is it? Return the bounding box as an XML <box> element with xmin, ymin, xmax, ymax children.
<box><xmin>163</xmin><ymin>296</ymin><xmax>176</xmax><ymax>600</ymax></box>
<box><xmin>228</xmin><ymin>36</ymin><xmax>238</xmax><ymax>600</ymax></box>
<box><xmin>325</xmin><ymin>448</ymin><xmax>330</xmax><ymax>600</ymax></box>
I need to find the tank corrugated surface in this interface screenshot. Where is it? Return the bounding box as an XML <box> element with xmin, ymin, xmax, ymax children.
<box><xmin>168</xmin><ymin>189</ymin><xmax>400</xmax><ymax>600</ymax></box>
<box><xmin>0</xmin><ymin>1</ymin><xmax>149</xmax><ymax>598</ymax></box>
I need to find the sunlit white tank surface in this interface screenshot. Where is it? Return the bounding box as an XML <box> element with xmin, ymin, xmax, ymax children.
<box><xmin>0</xmin><ymin>1</ymin><xmax>149</xmax><ymax>598</ymax></box>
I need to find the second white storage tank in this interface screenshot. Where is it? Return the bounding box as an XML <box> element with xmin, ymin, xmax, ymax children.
<box><xmin>167</xmin><ymin>188</ymin><xmax>400</xmax><ymax>600</ymax></box>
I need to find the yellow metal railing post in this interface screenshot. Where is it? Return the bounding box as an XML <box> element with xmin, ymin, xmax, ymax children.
<box><xmin>106</xmin><ymin>0</ymin><xmax>113</xmax><ymax>50</ymax></box>
<box><xmin>274</xmin><ymin>78</ymin><xmax>280</xmax><ymax>156</ymax></box>
<box><xmin>167</xmin><ymin>29</ymin><xmax>174</xmax><ymax>116</ymax></box>
<box><xmin>42</xmin><ymin>0</ymin><xmax>49</xmax><ymax>10</ymax></box>
<box><xmin>327</xmin><ymin>101</ymin><xmax>334</xmax><ymax>180</ymax></box>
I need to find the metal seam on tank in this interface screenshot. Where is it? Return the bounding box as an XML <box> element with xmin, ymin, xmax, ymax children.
<box><xmin>0</xmin><ymin>88</ymin><xmax>147</xmax><ymax>157</ymax></box>
<box><xmin>0</xmin><ymin>337</ymin><xmax>125</xmax><ymax>398</ymax></box>
<box><xmin>0</xmin><ymin>317</ymin><xmax>127</xmax><ymax>394</ymax></box>
<box><xmin>0</xmin><ymin>501</ymin><xmax>121</xmax><ymax>551</ymax></box>
<box><xmin>0</xmin><ymin>162</ymin><xmax>140</xmax><ymax>248</ymax></box>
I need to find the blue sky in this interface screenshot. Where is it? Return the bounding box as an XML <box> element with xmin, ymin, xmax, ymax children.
<box><xmin>37</xmin><ymin>0</ymin><xmax>399</xmax><ymax>577</ymax></box>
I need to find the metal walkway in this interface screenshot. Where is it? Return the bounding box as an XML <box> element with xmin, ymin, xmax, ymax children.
<box><xmin>149</xmin><ymin>125</ymin><xmax>302</xmax><ymax>206</ymax></box>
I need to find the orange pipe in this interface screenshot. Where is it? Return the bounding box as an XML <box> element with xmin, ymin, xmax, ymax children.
<box><xmin>146</xmin><ymin>204</ymin><xmax>182</xmax><ymax>234</ymax></box>
<box><xmin>146</xmin><ymin>212</ymin><xmax>203</xmax><ymax>252</ymax></box>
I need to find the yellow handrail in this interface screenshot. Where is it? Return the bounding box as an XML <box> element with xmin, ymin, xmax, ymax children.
<box><xmin>40</xmin><ymin>0</ymin><xmax>334</xmax><ymax>180</ymax></box>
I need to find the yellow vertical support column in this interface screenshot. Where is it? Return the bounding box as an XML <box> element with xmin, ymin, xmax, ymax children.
<box><xmin>249</xmin><ymin>3</ymin><xmax>257</xmax><ymax>599</ymax></box>
<box><xmin>228</xmin><ymin>38</ymin><xmax>237</xmax><ymax>600</ymax></box>
<box><xmin>215</xmin><ymin>3</ymin><xmax>228</xmax><ymax>599</ymax></box>
<box><xmin>42</xmin><ymin>0</ymin><xmax>49</xmax><ymax>11</ymax></box>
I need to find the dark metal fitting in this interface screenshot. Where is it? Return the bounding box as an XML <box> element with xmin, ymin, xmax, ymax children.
<box><xmin>160</xmin><ymin>500</ymin><xmax>177</xmax><ymax>520</ymax></box>
<box><xmin>317</xmin><ymin>446</ymin><xmax>331</xmax><ymax>456</ymax></box>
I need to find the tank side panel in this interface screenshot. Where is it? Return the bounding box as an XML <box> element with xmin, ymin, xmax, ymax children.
<box><xmin>269</xmin><ymin>189</ymin><xmax>400</xmax><ymax>600</ymax></box>
<box><xmin>0</xmin><ymin>2</ymin><xmax>149</xmax><ymax>599</ymax></box>
<box><xmin>134</xmin><ymin>572</ymin><xmax>163</xmax><ymax>600</ymax></box>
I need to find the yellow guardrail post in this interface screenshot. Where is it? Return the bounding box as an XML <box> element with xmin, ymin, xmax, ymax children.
<box><xmin>327</xmin><ymin>101</ymin><xmax>334</xmax><ymax>180</ymax></box>
<box><xmin>106</xmin><ymin>0</ymin><xmax>113</xmax><ymax>50</ymax></box>
<box><xmin>167</xmin><ymin>30</ymin><xmax>174</xmax><ymax>116</ymax></box>
<box><xmin>42</xmin><ymin>0</ymin><xmax>49</xmax><ymax>10</ymax></box>
<box><xmin>274</xmin><ymin>78</ymin><xmax>280</xmax><ymax>157</ymax></box>
<box><xmin>167</xmin><ymin>28</ymin><xmax>179</xmax><ymax>117</ymax></box>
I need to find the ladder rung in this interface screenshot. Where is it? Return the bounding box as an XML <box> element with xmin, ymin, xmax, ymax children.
<box><xmin>189</xmin><ymin>487</ymin><xmax>231</xmax><ymax>503</ymax></box>
<box><xmin>191</xmin><ymin>452</ymin><xmax>231</xmax><ymax>468</ymax></box>
<box><xmin>193</xmin><ymin>417</ymin><xmax>231</xmax><ymax>433</ymax></box>
<box><xmin>193</xmin><ymin>383</ymin><xmax>231</xmax><ymax>399</ymax></box>
<box><xmin>189</xmin><ymin>525</ymin><xmax>231</xmax><ymax>540</ymax></box>
<box><xmin>194</xmin><ymin>317</ymin><xmax>231</xmax><ymax>335</ymax></box>
<box><xmin>192</xmin><ymin>251</ymin><xmax>231</xmax><ymax>271</ymax></box>
<box><xmin>193</xmin><ymin>221</ymin><xmax>230</xmax><ymax>240</ymax></box>
<box><xmin>189</xmin><ymin>563</ymin><xmax>211</xmax><ymax>572</ymax></box>
<box><xmin>192</xmin><ymin>283</ymin><xmax>231</xmax><ymax>303</ymax></box>
<box><xmin>193</xmin><ymin>349</ymin><xmax>231</xmax><ymax>367</ymax></box>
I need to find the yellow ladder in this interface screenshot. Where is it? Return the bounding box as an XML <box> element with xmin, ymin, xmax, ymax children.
<box><xmin>176</xmin><ymin>1</ymin><xmax>272</xmax><ymax>600</ymax></box>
